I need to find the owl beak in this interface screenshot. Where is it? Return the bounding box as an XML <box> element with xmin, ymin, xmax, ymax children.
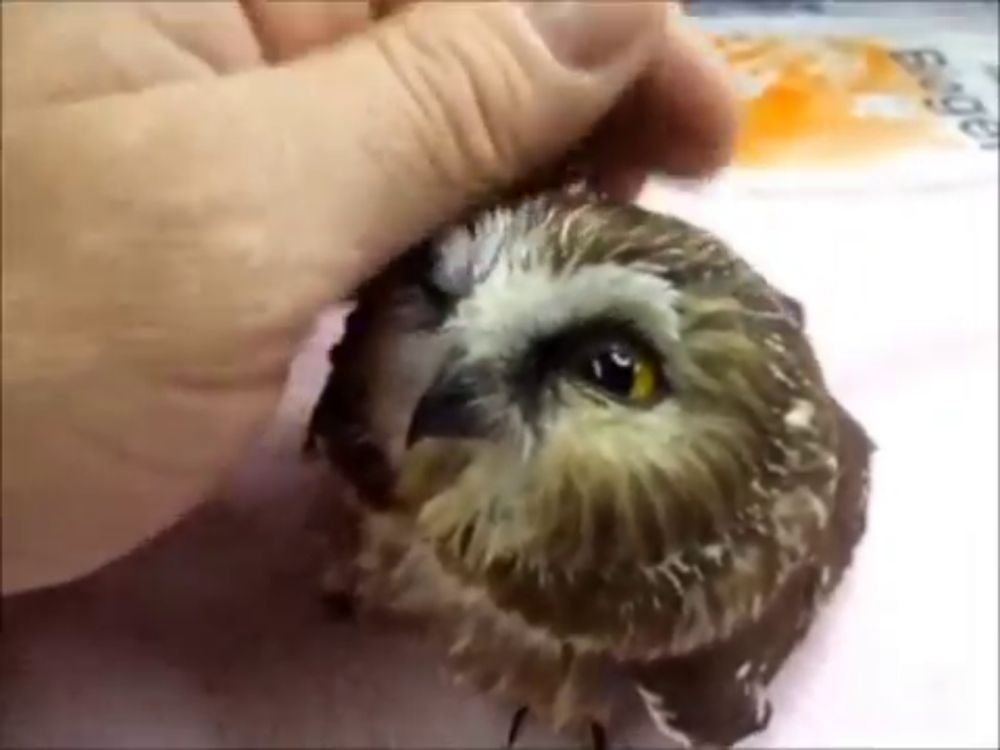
<box><xmin>407</xmin><ymin>368</ymin><xmax>492</xmax><ymax>447</ymax></box>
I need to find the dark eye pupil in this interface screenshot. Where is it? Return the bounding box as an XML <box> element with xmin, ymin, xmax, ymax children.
<box><xmin>584</xmin><ymin>346</ymin><xmax>636</xmax><ymax>396</ymax></box>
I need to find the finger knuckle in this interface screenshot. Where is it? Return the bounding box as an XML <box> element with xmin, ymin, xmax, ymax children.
<box><xmin>371</xmin><ymin>10</ymin><xmax>534</xmax><ymax>194</ymax></box>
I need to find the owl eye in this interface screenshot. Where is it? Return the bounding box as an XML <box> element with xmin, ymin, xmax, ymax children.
<box><xmin>573</xmin><ymin>340</ymin><xmax>666</xmax><ymax>405</ymax></box>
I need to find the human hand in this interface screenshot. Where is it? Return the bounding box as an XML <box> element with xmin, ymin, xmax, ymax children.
<box><xmin>1</xmin><ymin>1</ymin><xmax>737</xmax><ymax>594</ymax></box>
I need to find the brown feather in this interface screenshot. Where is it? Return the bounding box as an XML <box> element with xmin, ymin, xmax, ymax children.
<box><xmin>307</xmin><ymin>194</ymin><xmax>874</xmax><ymax>747</ymax></box>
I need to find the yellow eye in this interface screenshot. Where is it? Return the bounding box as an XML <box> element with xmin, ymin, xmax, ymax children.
<box><xmin>575</xmin><ymin>341</ymin><xmax>666</xmax><ymax>405</ymax></box>
<box><xmin>630</xmin><ymin>358</ymin><xmax>657</xmax><ymax>401</ymax></box>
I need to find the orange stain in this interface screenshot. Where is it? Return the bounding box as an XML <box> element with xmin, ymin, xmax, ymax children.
<box><xmin>710</xmin><ymin>35</ymin><xmax>963</xmax><ymax>168</ymax></box>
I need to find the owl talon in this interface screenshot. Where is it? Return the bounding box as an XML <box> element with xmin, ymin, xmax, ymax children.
<box><xmin>589</xmin><ymin>722</ymin><xmax>607</xmax><ymax>750</ymax></box>
<box><xmin>506</xmin><ymin>706</ymin><xmax>529</xmax><ymax>748</ymax></box>
<box><xmin>319</xmin><ymin>561</ymin><xmax>359</xmax><ymax>622</ymax></box>
<box><xmin>321</xmin><ymin>590</ymin><xmax>356</xmax><ymax>621</ymax></box>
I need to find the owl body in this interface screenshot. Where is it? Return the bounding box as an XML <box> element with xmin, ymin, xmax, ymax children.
<box><xmin>308</xmin><ymin>194</ymin><xmax>873</xmax><ymax>746</ymax></box>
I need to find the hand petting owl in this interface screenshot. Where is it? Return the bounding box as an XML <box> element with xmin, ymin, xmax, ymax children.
<box><xmin>1</xmin><ymin>0</ymin><xmax>742</xmax><ymax>595</ymax></box>
<box><xmin>307</xmin><ymin>189</ymin><xmax>874</xmax><ymax>748</ymax></box>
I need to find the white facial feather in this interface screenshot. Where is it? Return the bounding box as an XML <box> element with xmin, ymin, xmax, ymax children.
<box><xmin>435</xmin><ymin>207</ymin><xmax>683</xmax><ymax>367</ymax></box>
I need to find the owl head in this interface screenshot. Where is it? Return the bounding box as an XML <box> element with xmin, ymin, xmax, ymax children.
<box><xmin>312</xmin><ymin>194</ymin><xmax>848</xmax><ymax>656</ymax></box>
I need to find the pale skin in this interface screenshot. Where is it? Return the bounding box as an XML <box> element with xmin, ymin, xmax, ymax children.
<box><xmin>1</xmin><ymin>1</ymin><xmax>738</xmax><ymax>595</ymax></box>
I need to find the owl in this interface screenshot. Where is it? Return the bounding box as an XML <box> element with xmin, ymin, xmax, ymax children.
<box><xmin>306</xmin><ymin>191</ymin><xmax>874</xmax><ymax>748</ymax></box>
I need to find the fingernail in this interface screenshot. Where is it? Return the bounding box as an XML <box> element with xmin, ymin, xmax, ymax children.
<box><xmin>523</xmin><ymin>1</ymin><xmax>661</xmax><ymax>71</ymax></box>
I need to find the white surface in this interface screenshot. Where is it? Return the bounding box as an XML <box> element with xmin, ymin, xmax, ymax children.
<box><xmin>643</xmin><ymin>176</ymin><xmax>1000</xmax><ymax>748</ymax></box>
<box><xmin>2</xmin><ymin>172</ymin><xmax>997</xmax><ymax>748</ymax></box>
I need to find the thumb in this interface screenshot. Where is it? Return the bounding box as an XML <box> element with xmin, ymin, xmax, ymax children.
<box><xmin>242</xmin><ymin>0</ymin><xmax>666</xmax><ymax>289</ymax></box>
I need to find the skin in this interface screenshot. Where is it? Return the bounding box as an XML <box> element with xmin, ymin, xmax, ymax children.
<box><xmin>1</xmin><ymin>1</ymin><xmax>738</xmax><ymax>595</ymax></box>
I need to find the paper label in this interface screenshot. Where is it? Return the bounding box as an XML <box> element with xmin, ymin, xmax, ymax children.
<box><xmin>676</xmin><ymin>5</ymin><xmax>999</xmax><ymax>192</ymax></box>
<box><xmin>716</xmin><ymin>35</ymin><xmax>995</xmax><ymax>167</ymax></box>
